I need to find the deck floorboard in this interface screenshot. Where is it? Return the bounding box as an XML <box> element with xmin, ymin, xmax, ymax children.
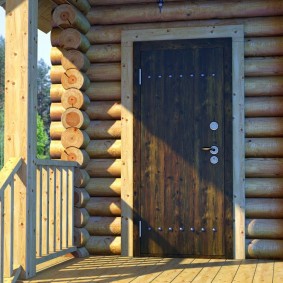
<box><xmin>18</xmin><ymin>256</ymin><xmax>283</xmax><ymax>283</ymax></box>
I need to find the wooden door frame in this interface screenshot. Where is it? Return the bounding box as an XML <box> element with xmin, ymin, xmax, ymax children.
<box><xmin>121</xmin><ymin>25</ymin><xmax>245</xmax><ymax>259</ymax></box>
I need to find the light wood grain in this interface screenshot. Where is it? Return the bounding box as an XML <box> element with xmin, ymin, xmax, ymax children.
<box><xmin>4</xmin><ymin>0</ymin><xmax>38</xmax><ymax>278</ymax></box>
<box><xmin>17</xmin><ymin>256</ymin><xmax>283</xmax><ymax>282</ymax></box>
<box><xmin>232</xmin><ymin>260</ymin><xmax>257</xmax><ymax>282</ymax></box>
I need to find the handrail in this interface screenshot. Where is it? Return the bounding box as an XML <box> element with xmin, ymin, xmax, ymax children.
<box><xmin>36</xmin><ymin>159</ymin><xmax>77</xmax><ymax>167</ymax></box>
<box><xmin>0</xmin><ymin>157</ymin><xmax>22</xmax><ymax>192</ymax></box>
<box><xmin>0</xmin><ymin>157</ymin><xmax>23</xmax><ymax>283</ymax></box>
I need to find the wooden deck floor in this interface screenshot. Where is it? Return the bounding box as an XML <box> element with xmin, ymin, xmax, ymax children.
<box><xmin>19</xmin><ymin>256</ymin><xmax>283</xmax><ymax>283</ymax></box>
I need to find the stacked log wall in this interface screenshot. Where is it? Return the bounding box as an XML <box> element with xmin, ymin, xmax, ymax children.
<box><xmin>50</xmin><ymin>0</ymin><xmax>122</xmax><ymax>255</ymax></box>
<box><xmin>50</xmin><ymin>0</ymin><xmax>283</xmax><ymax>258</ymax></box>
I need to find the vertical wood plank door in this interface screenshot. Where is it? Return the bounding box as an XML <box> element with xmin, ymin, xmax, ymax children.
<box><xmin>133</xmin><ymin>39</ymin><xmax>233</xmax><ymax>258</ymax></box>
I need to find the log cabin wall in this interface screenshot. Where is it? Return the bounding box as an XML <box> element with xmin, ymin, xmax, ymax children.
<box><xmin>49</xmin><ymin>0</ymin><xmax>283</xmax><ymax>258</ymax></box>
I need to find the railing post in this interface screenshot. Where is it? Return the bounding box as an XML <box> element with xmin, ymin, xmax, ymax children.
<box><xmin>4</xmin><ymin>0</ymin><xmax>38</xmax><ymax>278</ymax></box>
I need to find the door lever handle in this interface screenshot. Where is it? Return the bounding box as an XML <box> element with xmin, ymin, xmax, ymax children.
<box><xmin>201</xmin><ymin>145</ymin><xmax>219</xmax><ymax>154</ymax></box>
<box><xmin>202</xmin><ymin>147</ymin><xmax>212</xmax><ymax>151</ymax></box>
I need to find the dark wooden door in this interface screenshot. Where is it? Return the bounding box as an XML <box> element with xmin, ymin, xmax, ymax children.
<box><xmin>133</xmin><ymin>39</ymin><xmax>233</xmax><ymax>258</ymax></box>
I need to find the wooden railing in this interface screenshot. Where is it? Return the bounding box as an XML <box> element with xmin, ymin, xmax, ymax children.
<box><xmin>0</xmin><ymin>158</ymin><xmax>77</xmax><ymax>283</ymax></box>
<box><xmin>0</xmin><ymin>157</ymin><xmax>23</xmax><ymax>283</ymax></box>
<box><xmin>35</xmin><ymin>159</ymin><xmax>77</xmax><ymax>264</ymax></box>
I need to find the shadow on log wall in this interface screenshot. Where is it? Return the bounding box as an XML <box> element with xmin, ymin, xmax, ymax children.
<box><xmin>50</xmin><ymin>0</ymin><xmax>283</xmax><ymax>259</ymax></box>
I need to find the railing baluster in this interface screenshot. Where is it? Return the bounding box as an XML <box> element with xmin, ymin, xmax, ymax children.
<box><xmin>49</xmin><ymin>166</ymin><xmax>56</xmax><ymax>253</ymax></box>
<box><xmin>0</xmin><ymin>158</ymin><xmax>79</xmax><ymax>281</ymax></box>
<box><xmin>4</xmin><ymin>183</ymin><xmax>13</xmax><ymax>277</ymax></box>
<box><xmin>42</xmin><ymin>165</ymin><xmax>49</xmax><ymax>256</ymax></box>
<box><xmin>36</xmin><ymin>165</ymin><xmax>42</xmax><ymax>258</ymax></box>
<box><xmin>56</xmin><ymin>167</ymin><xmax>62</xmax><ymax>251</ymax></box>
<box><xmin>62</xmin><ymin>167</ymin><xmax>67</xmax><ymax>249</ymax></box>
<box><xmin>68</xmin><ymin>167</ymin><xmax>74</xmax><ymax>247</ymax></box>
<box><xmin>33</xmin><ymin>159</ymin><xmax>77</xmax><ymax>265</ymax></box>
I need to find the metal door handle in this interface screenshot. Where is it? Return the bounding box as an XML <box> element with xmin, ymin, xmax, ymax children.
<box><xmin>202</xmin><ymin>145</ymin><xmax>219</xmax><ymax>155</ymax></box>
<box><xmin>202</xmin><ymin>147</ymin><xmax>212</xmax><ymax>151</ymax></box>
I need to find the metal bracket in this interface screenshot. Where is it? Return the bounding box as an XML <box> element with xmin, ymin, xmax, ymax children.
<box><xmin>139</xmin><ymin>68</ymin><xmax>142</xmax><ymax>85</ymax></box>
<box><xmin>139</xmin><ymin>221</ymin><xmax>142</xmax><ymax>238</ymax></box>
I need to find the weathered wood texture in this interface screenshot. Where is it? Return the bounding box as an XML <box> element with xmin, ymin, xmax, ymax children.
<box><xmin>49</xmin><ymin>0</ymin><xmax>283</xmax><ymax>258</ymax></box>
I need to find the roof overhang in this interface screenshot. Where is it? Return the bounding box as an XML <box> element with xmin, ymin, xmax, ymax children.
<box><xmin>0</xmin><ymin>0</ymin><xmax>53</xmax><ymax>33</ymax></box>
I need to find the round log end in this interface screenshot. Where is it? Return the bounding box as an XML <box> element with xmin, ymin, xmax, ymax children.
<box><xmin>61</xmin><ymin>108</ymin><xmax>90</xmax><ymax>129</ymax></box>
<box><xmin>61</xmin><ymin>69</ymin><xmax>90</xmax><ymax>91</ymax></box>
<box><xmin>62</xmin><ymin>49</ymin><xmax>90</xmax><ymax>72</ymax></box>
<box><xmin>53</xmin><ymin>4</ymin><xmax>76</xmax><ymax>28</ymax></box>
<box><xmin>59</xmin><ymin>28</ymin><xmax>90</xmax><ymax>52</ymax></box>
<box><xmin>52</xmin><ymin>4</ymin><xmax>90</xmax><ymax>33</ymax></box>
<box><xmin>61</xmin><ymin>147</ymin><xmax>90</xmax><ymax>168</ymax></box>
<box><xmin>74</xmin><ymin>207</ymin><xmax>90</xmax><ymax>228</ymax></box>
<box><xmin>61</xmin><ymin>89</ymin><xmax>90</xmax><ymax>110</ymax></box>
<box><xmin>74</xmin><ymin>188</ymin><xmax>91</xmax><ymax>208</ymax></box>
<box><xmin>61</xmin><ymin>127</ymin><xmax>90</xmax><ymax>149</ymax></box>
<box><xmin>74</xmin><ymin>227</ymin><xmax>90</xmax><ymax>248</ymax></box>
<box><xmin>72</xmin><ymin>247</ymin><xmax>90</xmax><ymax>257</ymax></box>
<box><xmin>74</xmin><ymin>168</ymin><xmax>90</xmax><ymax>188</ymax></box>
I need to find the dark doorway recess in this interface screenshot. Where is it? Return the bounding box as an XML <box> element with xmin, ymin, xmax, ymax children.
<box><xmin>133</xmin><ymin>38</ymin><xmax>233</xmax><ymax>258</ymax></box>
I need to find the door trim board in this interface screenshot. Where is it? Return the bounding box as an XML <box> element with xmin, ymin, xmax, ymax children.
<box><xmin>121</xmin><ymin>25</ymin><xmax>245</xmax><ymax>259</ymax></box>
